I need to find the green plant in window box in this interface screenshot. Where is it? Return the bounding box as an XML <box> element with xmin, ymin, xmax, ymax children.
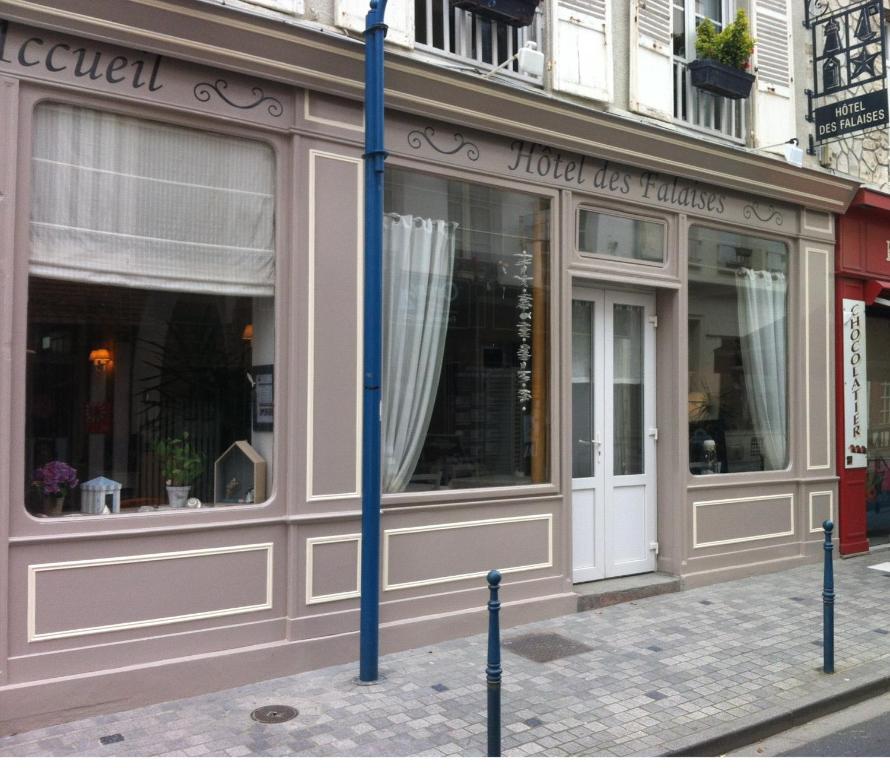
<box><xmin>153</xmin><ymin>432</ymin><xmax>204</xmax><ymax>508</ymax></box>
<box><xmin>690</xmin><ymin>11</ymin><xmax>756</xmax><ymax>100</ymax></box>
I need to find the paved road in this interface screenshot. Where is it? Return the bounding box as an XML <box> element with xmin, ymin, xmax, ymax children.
<box><xmin>731</xmin><ymin>691</ymin><xmax>890</xmax><ymax>757</ymax></box>
<box><xmin>4</xmin><ymin>550</ymin><xmax>890</xmax><ymax>756</ymax></box>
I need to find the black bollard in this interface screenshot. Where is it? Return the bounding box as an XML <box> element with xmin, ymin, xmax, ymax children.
<box><xmin>822</xmin><ymin>519</ymin><xmax>834</xmax><ymax>674</ymax></box>
<box><xmin>486</xmin><ymin>569</ymin><xmax>502</xmax><ymax>757</ymax></box>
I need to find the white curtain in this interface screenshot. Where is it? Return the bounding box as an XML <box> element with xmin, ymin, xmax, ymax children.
<box><xmin>736</xmin><ymin>268</ymin><xmax>787</xmax><ymax>470</ymax></box>
<box><xmin>382</xmin><ymin>213</ymin><xmax>457</xmax><ymax>493</ymax></box>
<box><xmin>30</xmin><ymin>103</ymin><xmax>275</xmax><ymax>296</ymax></box>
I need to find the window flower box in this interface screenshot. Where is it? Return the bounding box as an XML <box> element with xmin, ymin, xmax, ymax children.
<box><xmin>449</xmin><ymin>0</ymin><xmax>542</xmax><ymax>28</ymax></box>
<box><xmin>688</xmin><ymin>59</ymin><xmax>755</xmax><ymax>100</ymax></box>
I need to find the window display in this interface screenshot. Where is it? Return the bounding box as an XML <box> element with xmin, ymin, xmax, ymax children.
<box><xmin>24</xmin><ymin>104</ymin><xmax>275</xmax><ymax>515</ymax></box>
<box><xmin>383</xmin><ymin>168</ymin><xmax>551</xmax><ymax>492</ymax></box>
<box><xmin>687</xmin><ymin>226</ymin><xmax>789</xmax><ymax>474</ymax></box>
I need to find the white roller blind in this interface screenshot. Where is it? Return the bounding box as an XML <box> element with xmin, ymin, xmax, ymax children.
<box><xmin>551</xmin><ymin>0</ymin><xmax>613</xmax><ymax>103</ymax></box>
<box><xmin>630</xmin><ymin>0</ymin><xmax>673</xmax><ymax>120</ymax></box>
<box><xmin>30</xmin><ymin>103</ymin><xmax>275</xmax><ymax>296</ymax></box>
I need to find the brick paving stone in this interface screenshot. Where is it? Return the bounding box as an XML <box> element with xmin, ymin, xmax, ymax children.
<box><xmin>6</xmin><ymin>550</ymin><xmax>890</xmax><ymax>757</ymax></box>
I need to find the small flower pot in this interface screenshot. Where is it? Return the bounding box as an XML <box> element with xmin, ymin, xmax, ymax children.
<box><xmin>42</xmin><ymin>496</ymin><xmax>64</xmax><ymax>516</ymax></box>
<box><xmin>450</xmin><ymin>0</ymin><xmax>542</xmax><ymax>28</ymax></box>
<box><xmin>166</xmin><ymin>485</ymin><xmax>191</xmax><ymax>508</ymax></box>
<box><xmin>688</xmin><ymin>59</ymin><xmax>755</xmax><ymax>100</ymax></box>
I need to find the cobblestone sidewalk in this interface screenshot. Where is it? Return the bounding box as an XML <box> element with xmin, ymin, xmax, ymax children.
<box><xmin>3</xmin><ymin>550</ymin><xmax>890</xmax><ymax>757</ymax></box>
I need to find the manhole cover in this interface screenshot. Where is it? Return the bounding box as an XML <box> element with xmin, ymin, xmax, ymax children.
<box><xmin>503</xmin><ymin>632</ymin><xmax>593</xmax><ymax>663</ymax></box>
<box><xmin>251</xmin><ymin>705</ymin><xmax>298</xmax><ymax>724</ymax></box>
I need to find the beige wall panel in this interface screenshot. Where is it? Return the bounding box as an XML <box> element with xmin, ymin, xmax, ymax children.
<box><xmin>802</xmin><ymin>209</ymin><xmax>834</xmax><ymax>239</ymax></box>
<box><xmin>29</xmin><ymin>543</ymin><xmax>273</xmax><ymax>641</ymax></box>
<box><xmin>307</xmin><ymin>150</ymin><xmax>362</xmax><ymax>499</ymax></box>
<box><xmin>306</xmin><ymin>535</ymin><xmax>360</xmax><ymax>604</ymax></box>
<box><xmin>693</xmin><ymin>494</ymin><xmax>794</xmax><ymax>549</ymax></box>
<box><xmin>384</xmin><ymin>514</ymin><xmax>552</xmax><ymax>590</ymax></box>
<box><xmin>302</xmin><ymin>91</ymin><xmax>363</xmax><ymax>133</ymax></box>
<box><xmin>809</xmin><ymin>489</ymin><xmax>834</xmax><ymax>534</ymax></box>
<box><xmin>805</xmin><ymin>246</ymin><xmax>832</xmax><ymax>471</ymax></box>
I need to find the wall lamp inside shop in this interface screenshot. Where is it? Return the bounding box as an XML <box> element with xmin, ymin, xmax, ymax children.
<box><xmin>88</xmin><ymin>348</ymin><xmax>113</xmax><ymax>370</ymax></box>
<box><xmin>241</xmin><ymin>323</ymin><xmax>254</xmax><ymax>342</ymax></box>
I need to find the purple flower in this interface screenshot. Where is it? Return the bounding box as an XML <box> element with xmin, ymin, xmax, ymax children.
<box><xmin>33</xmin><ymin>461</ymin><xmax>79</xmax><ymax>497</ymax></box>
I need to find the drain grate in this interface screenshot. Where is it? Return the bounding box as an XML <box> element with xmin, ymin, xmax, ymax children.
<box><xmin>251</xmin><ymin>705</ymin><xmax>298</xmax><ymax>724</ymax></box>
<box><xmin>503</xmin><ymin>632</ymin><xmax>593</xmax><ymax>663</ymax></box>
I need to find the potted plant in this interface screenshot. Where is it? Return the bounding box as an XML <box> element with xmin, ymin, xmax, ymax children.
<box><xmin>33</xmin><ymin>460</ymin><xmax>79</xmax><ymax>516</ymax></box>
<box><xmin>153</xmin><ymin>432</ymin><xmax>204</xmax><ymax>508</ymax></box>
<box><xmin>450</xmin><ymin>0</ymin><xmax>542</xmax><ymax>28</ymax></box>
<box><xmin>689</xmin><ymin>10</ymin><xmax>756</xmax><ymax>100</ymax></box>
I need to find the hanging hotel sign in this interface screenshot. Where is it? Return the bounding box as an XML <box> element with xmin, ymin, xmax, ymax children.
<box><xmin>804</xmin><ymin>1</ymin><xmax>888</xmax><ymax>148</ymax></box>
<box><xmin>843</xmin><ymin>299</ymin><xmax>868</xmax><ymax>469</ymax></box>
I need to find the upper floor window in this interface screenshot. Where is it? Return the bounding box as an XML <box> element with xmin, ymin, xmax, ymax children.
<box><xmin>26</xmin><ymin>104</ymin><xmax>275</xmax><ymax>517</ymax></box>
<box><xmin>671</xmin><ymin>0</ymin><xmax>746</xmax><ymax>141</ymax></box>
<box><xmin>414</xmin><ymin>0</ymin><xmax>544</xmax><ymax>81</ymax></box>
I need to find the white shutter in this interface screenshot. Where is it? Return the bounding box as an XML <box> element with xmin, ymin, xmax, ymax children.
<box><xmin>630</xmin><ymin>0</ymin><xmax>673</xmax><ymax>120</ymax></box>
<box><xmin>334</xmin><ymin>0</ymin><xmax>414</xmax><ymax>49</ymax></box>
<box><xmin>551</xmin><ymin>0</ymin><xmax>613</xmax><ymax>103</ymax></box>
<box><xmin>752</xmin><ymin>0</ymin><xmax>794</xmax><ymax>148</ymax></box>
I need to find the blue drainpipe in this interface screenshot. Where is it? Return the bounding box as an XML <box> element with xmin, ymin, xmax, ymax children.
<box><xmin>359</xmin><ymin>0</ymin><xmax>388</xmax><ymax>684</ymax></box>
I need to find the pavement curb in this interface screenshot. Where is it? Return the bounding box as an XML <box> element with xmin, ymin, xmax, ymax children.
<box><xmin>660</xmin><ymin>665</ymin><xmax>890</xmax><ymax>757</ymax></box>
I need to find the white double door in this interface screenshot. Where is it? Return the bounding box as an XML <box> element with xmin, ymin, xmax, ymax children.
<box><xmin>571</xmin><ymin>287</ymin><xmax>657</xmax><ymax>582</ymax></box>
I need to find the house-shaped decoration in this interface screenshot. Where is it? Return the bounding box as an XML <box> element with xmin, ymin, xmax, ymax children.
<box><xmin>80</xmin><ymin>476</ymin><xmax>122</xmax><ymax>515</ymax></box>
<box><xmin>213</xmin><ymin>441</ymin><xmax>267</xmax><ymax>505</ymax></box>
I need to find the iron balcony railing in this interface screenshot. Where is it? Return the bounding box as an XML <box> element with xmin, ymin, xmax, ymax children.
<box><xmin>673</xmin><ymin>59</ymin><xmax>747</xmax><ymax>143</ymax></box>
<box><xmin>415</xmin><ymin>0</ymin><xmax>545</xmax><ymax>83</ymax></box>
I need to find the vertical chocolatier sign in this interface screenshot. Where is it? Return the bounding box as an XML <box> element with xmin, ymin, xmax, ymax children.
<box><xmin>843</xmin><ymin>299</ymin><xmax>868</xmax><ymax>469</ymax></box>
<box><xmin>805</xmin><ymin>1</ymin><xmax>888</xmax><ymax>148</ymax></box>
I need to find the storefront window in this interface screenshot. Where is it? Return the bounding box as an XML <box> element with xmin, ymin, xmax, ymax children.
<box><xmin>383</xmin><ymin>168</ymin><xmax>550</xmax><ymax>492</ymax></box>
<box><xmin>866</xmin><ymin>307</ymin><xmax>890</xmax><ymax>542</ymax></box>
<box><xmin>25</xmin><ymin>104</ymin><xmax>275</xmax><ymax>516</ymax></box>
<box><xmin>687</xmin><ymin>226</ymin><xmax>788</xmax><ymax>474</ymax></box>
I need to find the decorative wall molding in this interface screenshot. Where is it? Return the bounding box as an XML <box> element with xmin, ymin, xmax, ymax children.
<box><xmin>407</xmin><ymin>127</ymin><xmax>480</xmax><ymax>161</ymax></box>
<box><xmin>193</xmin><ymin>78</ymin><xmax>284</xmax><ymax>115</ymax></box>
<box><xmin>305</xmin><ymin>533</ymin><xmax>361</xmax><ymax>604</ymax></box>
<box><xmin>692</xmin><ymin>494</ymin><xmax>795</xmax><ymax>549</ymax></box>
<box><xmin>383</xmin><ymin>513</ymin><xmax>552</xmax><ymax>591</ymax></box>
<box><xmin>27</xmin><ymin>543</ymin><xmax>273</xmax><ymax>642</ymax></box>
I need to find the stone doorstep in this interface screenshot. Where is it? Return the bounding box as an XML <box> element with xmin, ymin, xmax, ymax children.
<box><xmin>574</xmin><ymin>573</ymin><xmax>682</xmax><ymax>613</ymax></box>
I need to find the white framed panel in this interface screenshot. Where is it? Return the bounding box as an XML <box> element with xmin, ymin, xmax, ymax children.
<box><xmin>306</xmin><ymin>149</ymin><xmax>363</xmax><ymax>501</ymax></box>
<box><xmin>809</xmin><ymin>490</ymin><xmax>834</xmax><ymax>534</ymax></box>
<box><xmin>303</xmin><ymin>92</ymin><xmax>363</xmax><ymax>132</ymax></box>
<box><xmin>28</xmin><ymin>543</ymin><xmax>274</xmax><ymax>642</ymax></box>
<box><xmin>305</xmin><ymin>533</ymin><xmax>362</xmax><ymax>604</ymax></box>
<box><xmin>383</xmin><ymin>514</ymin><xmax>553</xmax><ymax>591</ymax></box>
<box><xmin>693</xmin><ymin>494</ymin><xmax>795</xmax><ymax>549</ymax></box>
<box><xmin>805</xmin><ymin>247</ymin><xmax>832</xmax><ymax>471</ymax></box>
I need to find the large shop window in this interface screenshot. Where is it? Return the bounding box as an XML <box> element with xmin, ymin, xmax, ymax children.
<box><xmin>687</xmin><ymin>226</ymin><xmax>788</xmax><ymax>475</ymax></box>
<box><xmin>383</xmin><ymin>168</ymin><xmax>550</xmax><ymax>493</ymax></box>
<box><xmin>25</xmin><ymin>104</ymin><xmax>275</xmax><ymax>517</ymax></box>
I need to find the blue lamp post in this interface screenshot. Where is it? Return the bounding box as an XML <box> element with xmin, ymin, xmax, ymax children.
<box><xmin>359</xmin><ymin>0</ymin><xmax>389</xmax><ymax>684</ymax></box>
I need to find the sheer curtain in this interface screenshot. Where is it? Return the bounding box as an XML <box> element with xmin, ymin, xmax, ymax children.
<box><xmin>30</xmin><ymin>103</ymin><xmax>275</xmax><ymax>296</ymax></box>
<box><xmin>736</xmin><ymin>268</ymin><xmax>787</xmax><ymax>470</ymax></box>
<box><xmin>382</xmin><ymin>213</ymin><xmax>457</xmax><ymax>492</ymax></box>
